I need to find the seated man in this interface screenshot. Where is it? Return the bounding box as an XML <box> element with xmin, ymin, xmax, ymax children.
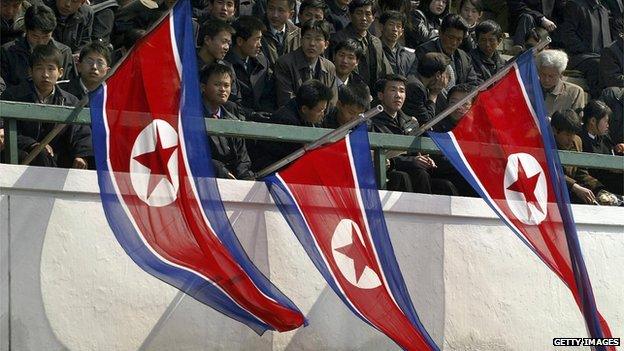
<box><xmin>379</xmin><ymin>10</ymin><xmax>415</xmax><ymax>78</ymax></box>
<box><xmin>600</xmin><ymin>87</ymin><xmax>623</xmax><ymax>144</ymax></box>
<box><xmin>1</xmin><ymin>4</ymin><xmax>77</xmax><ymax>89</ymax></box>
<box><xmin>1</xmin><ymin>0</ymin><xmax>27</xmax><ymax>45</ymax></box>
<box><xmin>323</xmin><ymin>81</ymin><xmax>370</xmax><ymax>128</ymax></box>
<box><xmin>251</xmin><ymin>79</ymin><xmax>333</xmax><ymax>171</ymax></box>
<box><xmin>260</xmin><ymin>0</ymin><xmax>301</xmax><ymax>69</ymax></box>
<box><xmin>43</xmin><ymin>0</ymin><xmax>93</xmax><ymax>53</ymax></box>
<box><xmin>599</xmin><ymin>35</ymin><xmax>623</xmax><ymax>90</ymax></box>
<box><xmin>332</xmin><ymin>38</ymin><xmax>366</xmax><ymax>87</ymax></box>
<box><xmin>536</xmin><ymin>49</ymin><xmax>586</xmax><ymax>117</ymax></box>
<box><xmin>298</xmin><ymin>0</ymin><xmax>330</xmax><ymax>27</ymax></box>
<box><xmin>1</xmin><ymin>44</ymin><xmax>92</xmax><ymax>169</ymax></box>
<box><xmin>469</xmin><ymin>19</ymin><xmax>506</xmax><ymax>81</ymax></box>
<box><xmin>370</xmin><ymin>74</ymin><xmax>457</xmax><ymax>195</ymax></box>
<box><xmin>224</xmin><ymin>16</ymin><xmax>275</xmax><ymax>113</ymax></box>
<box><xmin>550</xmin><ymin>109</ymin><xmax>605</xmax><ymax>204</ymax></box>
<box><xmin>59</xmin><ymin>41</ymin><xmax>110</xmax><ymax>101</ymax></box>
<box><xmin>274</xmin><ymin>19</ymin><xmax>337</xmax><ymax>106</ymax></box>
<box><xmin>579</xmin><ymin>100</ymin><xmax>623</xmax><ymax>195</ymax></box>
<box><xmin>199</xmin><ymin>0</ymin><xmax>237</xmax><ymax>23</ymax></box>
<box><xmin>197</xmin><ymin>19</ymin><xmax>234</xmax><ymax>72</ymax></box>
<box><xmin>200</xmin><ymin>63</ymin><xmax>254</xmax><ymax>180</ymax></box>
<box><xmin>404</xmin><ymin>52</ymin><xmax>450</xmax><ymax>125</ymax></box>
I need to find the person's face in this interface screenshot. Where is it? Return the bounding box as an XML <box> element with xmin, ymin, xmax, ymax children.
<box><xmin>538</xmin><ymin>66</ymin><xmax>562</xmax><ymax>90</ymax></box>
<box><xmin>440</xmin><ymin>28</ymin><xmax>465</xmax><ymax>55</ymax></box>
<box><xmin>378</xmin><ymin>80</ymin><xmax>406</xmax><ymax>113</ymax></box>
<box><xmin>301</xmin><ymin>100</ymin><xmax>328</xmax><ymax>124</ymax></box>
<box><xmin>381</xmin><ymin>19</ymin><xmax>404</xmax><ymax>44</ymax></box>
<box><xmin>26</xmin><ymin>29</ymin><xmax>53</xmax><ymax>48</ymax></box>
<box><xmin>267</xmin><ymin>0</ymin><xmax>293</xmax><ymax>29</ymax></box>
<box><xmin>428</xmin><ymin>0</ymin><xmax>447</xmax><ymax>15</ymax></box>
<box><xmin>596</xmin><ymin>115</ymin><xmax>610</xmax><ymax>135</ymax></box>
<box><xmin>336</xmin><ymin>102</ymin><xmax>365</xmax><ymax>125</ymax></box>
<box><xmin>350</xmin><ymin>5</ymin><xmax>374</xmax><ymax>33</ymax></box>
<box><xmin>459</xmin><ymin>1</ymin><xmax>481</xmax><ymax>26</ymax></box>
<box><xmin>477</xmin><ymin>31</ymin><xmax>501</xmax><ymax>58</ymax></box>
<box><xmin>301</xmin><ymin>29</ymin><xmax>328</xmax><ymax>60</ymax></box>
<box><xmin>78</xmin><ymin>52</ymin><xmax>110</xmax><ymax>85</ymax></box>
<box><xmin>334</xmin><ymin>48</ymin><xmax>358</xmax><ymax>76</ymax></box>
<box><xmin>31</xmin><ymin>61</ymin><xmax>63</xmax><ymax>93</ymax></box>
<box><xmin>335</xmin><ymin>0</ymin><xmax>351</xmax><ymax>8</ymax></box>
<box><xmin>299</xmin><ymin>7</ymin><xmax>324</xmax><ymax>23</ymax></box>
<box><xmin>447</xmin><ymin>90</ymin><xmax>471</xmax><ymax>121</ymax></box>
<box><xmin>1</xmin><ymin>1</ymin><xmax>21</xmax><ymax>21</ymax></box>
<box><xmin>55</xmin><ymin>0</ymin><xmax>85</xmax><ymax>17</ymax></box>
<box><xmin>205</xmin><ymin>30</ymin><xmax>232</xmax><ymax>60</ymax></box>
<box><xmin>210</xmin><ymin>0</ymin><xmax>236</xmax><ymax>21</ymax></box>
<box><xmin>238</xmin><ymin>30</ymin><xmax>263</xmax><ymax>58</ymax></box>
<box><xmin>202</xmin><ymin>72</ymin><xmax>232</xmax><ymax>106</ymax></box>
<box><xmin>554</xmin><ymin>129</ymin><xmax>576</xmax><ymax>149</ymax></box>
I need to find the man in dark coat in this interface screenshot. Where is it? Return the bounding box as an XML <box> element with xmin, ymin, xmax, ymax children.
<box><xmin>260</xmin><ymin>0</ymin><xmax>301</xmax><ymax>69</ymax></box>
<box><xmin>558</xmin><ymin>0</ymin><xmax>613</xmax><ymax>98</ymax></box>
<box><xmin>330</xmin><ymin>0</ymin><xmax>393</xmax><ymax>90</ymax></box>
<box><xmin>415</xmin><ymin>14</ymin><xmax>481</xmax><ymax>90</ymax></box>
<box><xmin>379</xmin><ymin>10</ymin><xmax>415</xmax><ymax>78</ymax></box>
<box><xmin>1</xmin><ymin>0</ymin><xmax>29</xmax><ymax>45</ymax></box>
<box><xmin>200</xmin><ymin>63</ymin><xmax>254</xmax><ymax>179</ymax></box>
<box><xmin>224</xmin><ymin>16</ymin><xmax>275</xmax><ymax>113</ymax></box>
<box><xmin>1</xmin><ymin>44</ymin><xmax>92</xmax><ymax>168</ymax></box>
<box><xmin>469</xmin><ymin>20</ymin><xmax>506</xmax><ymax>81</ymax></box>
<box><xmin>59</xmin><ymin>41</ymin><xmax>111</xmax><ymax>101</ymax></box>
<box><xmin>1</xmin><ymin>4</ymin><xmax>77</xmax><ymax>89</ymax></box>
<box><xmin>508</xmin><ymin>0</ymin><xmax>565</xmax><ymax>48</ymax></box>
<box><xmin>274</xmin><ymin>19</ymin><xmax>337</xmax><ymax>106</ymax></box>
<box><xmin>323</xmin><ymin>81</ymin><xmax>370</xmax><ymax>129</ymax></box>
<box><xmin>89</xmin><ymin>0</ymin><xmax>118</xmax><ymax>46</ymax></box>
<box><xmin>326</xmin><ymin>0</ymin><xmax>350</xmax><ymax>32</ymax></box>
<box><xmin>600</xmin><ymin>87</ymin><xmax>623</xmax><ymax>143</ymax></box>
<box><xmin>250</xmin><ymin>79</ymin><xmax>334</xmax><ymax>171</ymax></box>
<box><xmin>600</xmin><ymin>35</ymin><xmax>624</xmax><ymax>89</ymax></box>
<box><xmin>403</xmin><ymin>52</ymin><xmax>450</xmax><ymax>125</ymax></box>
<box><xmin>43</xmin><ymin>0</ymin><xmax>93</xmax><ymax>53</ymax></box>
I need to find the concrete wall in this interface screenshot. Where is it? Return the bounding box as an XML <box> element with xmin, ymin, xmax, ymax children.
<box><xmin>0</xmin><ymin>163</ymin><xmax>622</xmax><ymax>351</ymax></box>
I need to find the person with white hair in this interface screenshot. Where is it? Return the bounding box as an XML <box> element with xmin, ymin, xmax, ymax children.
<box><xmin>536</xmin><ymin>49</ymin><xmax>586</xmax><ymax>117</ymax></box>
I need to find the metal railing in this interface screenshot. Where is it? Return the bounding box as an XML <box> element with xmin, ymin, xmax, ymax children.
<box><xmin>1</xmin><ymin>101</ymin><xmax>622</xmax><ymax>189</ymax></box>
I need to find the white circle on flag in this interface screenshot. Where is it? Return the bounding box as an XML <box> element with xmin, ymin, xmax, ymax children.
<box><xmin>130</xmin><ymin>119</ymin><xmax>179</xmax><ymax>207</ymax></box>
<box><xmin>331</xmin><ymin>219</ymin><xmax>382</xmax><ymax>289</ymax></box>
<box><xmin>503</xmin><ymin>153</ymin><xmax>548</xmax><ymax>225</ymax></box>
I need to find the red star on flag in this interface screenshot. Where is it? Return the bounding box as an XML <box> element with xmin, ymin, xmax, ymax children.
<box><xmin>133</xmin><ymin>126</ymin><xmax>178</xmax><ymax>199</ymax></box>
<box><xmin>335</xmin><ymin>224</ymin><xmax>374</xmax><ymax>282</ymax></box>
<box><xmin>506</xmin><ymin>159</ymin><xmax>544</xmax><ymax>214</ymax></box>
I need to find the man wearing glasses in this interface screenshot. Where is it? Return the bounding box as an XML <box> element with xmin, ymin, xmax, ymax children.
<box><xmin>59</xmin><ymin>41</ymin><xmax>110</xmax><ymax>101</ymax></box>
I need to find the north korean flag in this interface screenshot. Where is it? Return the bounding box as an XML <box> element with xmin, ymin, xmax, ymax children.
<box><xmin>89</xmin><ymin>0</ymin><xmax>304</xmax><ymax>333</ymax></box>
<box><xmin>265</xmin><ymin>124</ymin><xmax>440</xmax><ymax>350</ymax></box>
<box><xmin>428</xmin><ymin>51</ymin><xmax>614</xmax><ymax>348</ymax></box>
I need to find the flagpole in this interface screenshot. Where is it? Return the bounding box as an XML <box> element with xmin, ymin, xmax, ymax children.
<box><xmin>254</xmin><ymin>104</ymin><xmax>384</xmax><ymax>179</ymax></box>
<box><xmin>410</xmin><ymin>37</ymin><xmax>552</xmax><ymax>138</ymax></box>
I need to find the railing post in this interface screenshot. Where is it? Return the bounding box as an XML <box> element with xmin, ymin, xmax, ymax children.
<box><xmin>3</xmin><ymin>119</ymin><xmax>19</xmax><ymax>164</ymax></box>
<box><xmin>373</xmin><ymin>148</ymin><xmax>387</xmax><ymax>190</ymax></box>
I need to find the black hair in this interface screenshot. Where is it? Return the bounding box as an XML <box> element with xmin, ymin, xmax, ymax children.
<box><xmin>200</xmin><ymin>63</ymin><xmax>234</xmax><ymax>83</ymax></box>
<box><xmin>379</xmin><ymin>10</ymin><xmax>405</xmax><ymax>26</ymax></box>
<box><xmin>348</xmin><ymin>0</ymin><xmax>375</xmax><ymax>14</ymax></box>
<box><xmin>551</xmin><ymin>109</ymin><xmax>582</xmax><ymax>134</ymax></box>
<box><xmin>378</xmin><ymin>0</ymin><xmax>410</xmax><ymax>13</ymax></box>
<box><xmin>475</xmin><ymin>19</ymin><xmax>503</xmax><ymax>40</ymax></box>
<box><xmin>582</xmin><ymin>100</ymin><xmax>612</xmax><ymax>125</ymax></box>
<box><xmin>417</xmin><ymin>52</ymin><xmax>450</xmax><ymax>78</ymax></box>
<box><xmin>199</xmin><ymin>19</ymin><xmax>234</xmax><ymax>43</ymax></box>
<box><xmin>78</xmin><ymin>42</ymin><xmax>112</xmax><ymax>66</ymax></box>
<box><xmin>447</xmin><ymin>83</ymin><xmax>473</xmax><ymax>98</ymax></box>
<box><xmin>296</xmin><ymin>79</ymin><xmax>333</xmax><ymax>109</ymax></box>
<box><xmin>417</xmin><ymin>0</ymin><xmax>450</xmax><ymax>20</ymax></box>
<box><xmin>267</xmin><ymin>0</ymin><xmax>296</xmax><ymax>11</ymax></box>
<box><xmin>232</xmin><ymin>16</ymin><xmax>266</xmax><ymax>41</ymax></box>
<box><xmin>300</xmin><ymin>19</ymin><xmax>331</xmax><ymax>41</ymax></box>
<box><xmin>333</xmin><ymin>38</ymin><xmax>365</xmax><ymax>60</ymax></box>
<box><xmin>209</xmin><ymin>0</ymin><xmax>238</xmax><ymax>8</ymax></box>
<box><xmin>29</xmin><ymin>43</ymin><xmax>62</xmax><ymax>68</ymax></box>
<box><xmin>374</xmin><ymin>73</ymin><xmax>407</xmax><ymax>94</ymax></box>
<box><xmin>24</xmin><ymin>4</ymin><xmax>56</xmax><ymax>33</ymax></box>
<box><xmin>338</xmin><ymin>82</ymin><xmax>370</xmax><ymax>109</ymax></box>
<box><xmin>299</xmin><ymin>0</ymin><xmax>328</xmax><ymax>17</ymax></box>
<box><xmin>440</xmin><ymin>13</ymin><xmax>469</xmax><ymax>34</ymax></box>
<box><xmin>459</xmin><ymin>0</ymin><xmax>484</xmax><ymax>12</ymax></box>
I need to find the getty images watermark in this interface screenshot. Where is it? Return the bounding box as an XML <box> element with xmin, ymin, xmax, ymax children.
<box><xmin>553</xmin><ymin>338</ymin><xmax>620</xmax><ymax>347</ymax></box>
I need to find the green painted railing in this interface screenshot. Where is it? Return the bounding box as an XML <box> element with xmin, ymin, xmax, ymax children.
<box><xmin>1</xmin><ymin>101</ymin><xmax>622</xmax><ymax>189</ymax></box>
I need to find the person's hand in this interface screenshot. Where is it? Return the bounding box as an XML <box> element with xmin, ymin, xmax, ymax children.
<box><xmin>614</xmin><ymin>143</ymin><xmax>624</xmax><ymax>154</ymax></box>
<box><xmin>541</xmin><ymin>17</ymin><xmax>557</xmax><ymax>32</ymax></box>
<box><xmin>415</xmin><ymin>153</ymin><xmax>437</xmax><ymax>169</ymax></box>
<box><xmin>0</xmin><ymin>128</ymin><xmax>4</xmax><ymax>151</ymax></box>
<box><xmin>31</xmin><ymin>143</ymin><xmax>54</xmax><ymax>157</ymax></box>
<box><xmin>572</xmin><ymin>183</ymin><xmax>596</xmax><ymax>204</ymax></box>
<box><xmin>72</xmin><ymin>157</ymin><xmax>88</xmax><ymax>169</ymax></box>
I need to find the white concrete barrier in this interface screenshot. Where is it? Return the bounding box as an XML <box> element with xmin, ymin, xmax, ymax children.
<box><xmin>1</xmin><ymin>164</ymin><xmax>622</xmax><ymax>350</ymax></box>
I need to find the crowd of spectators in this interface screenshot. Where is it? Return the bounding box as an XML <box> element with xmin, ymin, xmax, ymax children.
<box><xmin>0</xmin><ymin>0</ymin><xmax>622</xmax><ymax>204</ymax></box>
